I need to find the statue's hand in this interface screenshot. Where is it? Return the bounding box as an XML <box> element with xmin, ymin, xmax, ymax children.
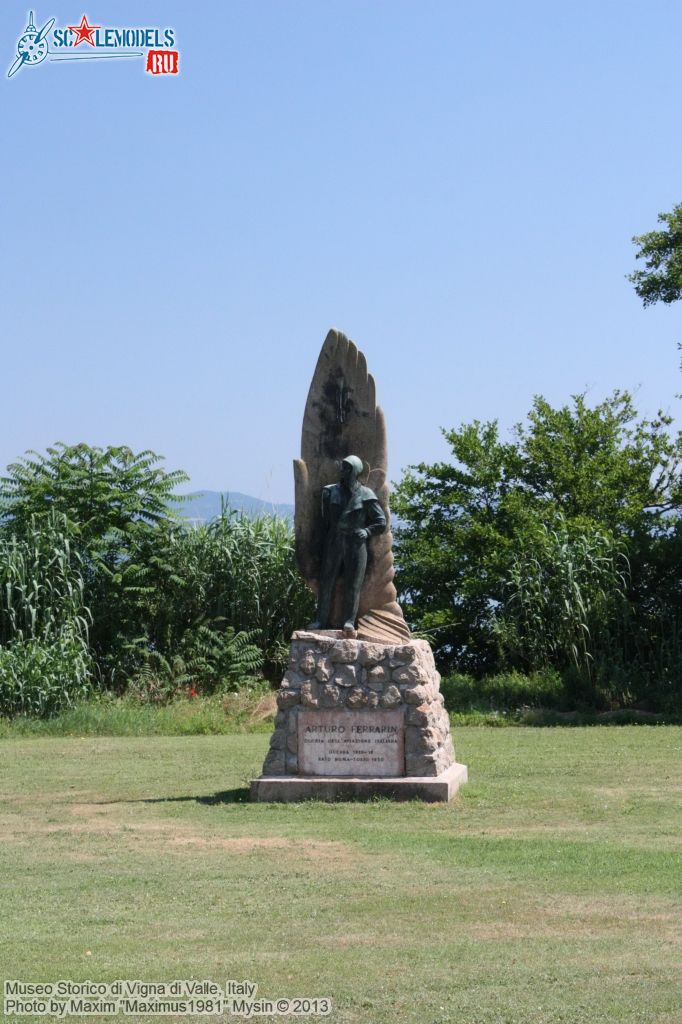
<box><xmin>354</xmin><ymin>528</ymin><xmax>369</xmax><ymax>541</ymax></box>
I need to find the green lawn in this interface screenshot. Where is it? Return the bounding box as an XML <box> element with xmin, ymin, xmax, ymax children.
<box><xmin>1</xmin><ymin>727</ymin><xmax>681</xmax><ymax>1024</ymax></box>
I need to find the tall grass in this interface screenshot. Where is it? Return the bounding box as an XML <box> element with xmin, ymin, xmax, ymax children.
<box><xmin>142</xmin><ymin>510</ymin><xmax>315</xmax><ymax>680</ymax></box>
<box><xmin>0</xmin><ymin>514</ymin><xmax>89</xmax><ymax>644</ymax></box>
<box><xmin>496</xmin><ymin>521</ymin><xmax>630</xmax><ymax>698</ymax></box>
<box><xmin>0</xmin><ymin>515</ymin><xmax>93</xmax><ymax>715</ymax></box>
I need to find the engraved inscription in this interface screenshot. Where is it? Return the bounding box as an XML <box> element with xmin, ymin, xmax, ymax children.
<box><xmin>298</xmin><ymin>709</ymin><xmax>405</xmax><ymax>777</ymax></box>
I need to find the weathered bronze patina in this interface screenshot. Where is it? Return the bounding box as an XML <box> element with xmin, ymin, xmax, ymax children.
<box><xmin>308</xmin><ymin>455</ymin><xmax>386</xmax><ymax>632</ymax></box>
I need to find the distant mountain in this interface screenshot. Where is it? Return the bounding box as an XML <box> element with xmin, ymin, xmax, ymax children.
<box><xmin>174</xmin><ymin>491</ymin><xmax>294</xmax><ymax>525</ymax></box>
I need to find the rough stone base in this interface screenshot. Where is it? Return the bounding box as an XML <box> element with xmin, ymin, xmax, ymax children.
<box><xmin>262</xmin><ymin>630</ymin><xmax>459</xmax><ymax>779</ymax></box>
<box><xmin>251</xmin><ymin>762</ymin><xmax>468</xmax><ymax>803</ymax></box>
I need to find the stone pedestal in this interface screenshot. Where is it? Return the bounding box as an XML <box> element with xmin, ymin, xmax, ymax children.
<box><xmin>250</xmin><ymin>631</ymin><xmax>467</xmax><ymax>803</ymax></box>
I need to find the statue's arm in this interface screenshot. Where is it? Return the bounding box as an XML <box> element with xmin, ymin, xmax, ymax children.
<box><xmin>363</xmin><ymin>497</ymin><xmax>387</xmax><ymax>538</ymax></box>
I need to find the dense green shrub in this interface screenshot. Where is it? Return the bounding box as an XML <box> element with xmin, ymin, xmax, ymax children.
<box><xmin>127</xmin><ymin>626</ymin><xmax>263</xmax><ymax>703</ymax></box>
<box><xmin>440</xmin><ymin>670</ymin><xmax>565</xmax><ymax>712</ymax></box>
<box><xmin>0</xmin><ymin>633</ymin><xmax>92</xmax><ymax>717</ymax></box>
<box><xmin>139</xmin><ymin>510</ymin><xmax>315</xmax><ymax>681</ymax></box>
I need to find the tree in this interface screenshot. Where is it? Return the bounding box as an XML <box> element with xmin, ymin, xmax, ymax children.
<box><xmin>0</xmin><ymin>442</ymin><xmax>188</xmax><ymax>545</ymax></box>
<box><xmin>629</xmin><ymin>203</ymin><xmax>682</xmax><ymax>306</ymax></box>
<box><xmin>393</xmin><ymin>392</ymin><xmax>682</xmax><ymax>702</ymax></box>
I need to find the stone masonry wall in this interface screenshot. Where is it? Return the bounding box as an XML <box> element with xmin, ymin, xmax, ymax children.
<box><xmin>261</xmin><ymin>630</ymin><xmax>455</xmax><ymax>778</ymax></box>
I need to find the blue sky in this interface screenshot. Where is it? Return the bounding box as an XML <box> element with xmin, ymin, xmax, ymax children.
<box><xmin>1</xmin><ymin>0</ymin><xmax>680</xmax><ymax>503</ymax></box>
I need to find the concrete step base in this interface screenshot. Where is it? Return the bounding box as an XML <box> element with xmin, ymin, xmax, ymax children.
<box><xmin>250</xmin><ymin>761</ymin><xmax>468</xmax><ymax>803</ymax></box>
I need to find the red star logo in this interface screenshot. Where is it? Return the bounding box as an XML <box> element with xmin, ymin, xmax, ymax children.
<box><xmin>68</xmin><ymin>14</ymin><xmax>101</xmax><ymax>46</ymax></box>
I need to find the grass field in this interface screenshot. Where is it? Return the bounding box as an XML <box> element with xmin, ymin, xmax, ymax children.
<box><xmin>1</xmin><ymin>726</ymin><xmax>681</xmax><ymax>1024</ymax></box>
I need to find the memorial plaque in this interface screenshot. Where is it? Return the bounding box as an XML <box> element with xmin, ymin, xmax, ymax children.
<box><xmin>298</xmin><ymin>709</ymin><xmax>405</xmax><ymax>777</ymax></box>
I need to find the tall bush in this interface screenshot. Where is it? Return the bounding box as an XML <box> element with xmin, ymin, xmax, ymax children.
<box><xmin>0</xmin><ymin>514</ymin><xmax>93</xmax><ymax>716</ymax></box>
<box><xmin>140</xmin><ymin>509</ymin><xmax>315</xmax><ymax>680</ymax></box>
<box><xmin>496</xmin><ymin>519</ymin><xmax>630</xmax><ymax>703</ymax></box>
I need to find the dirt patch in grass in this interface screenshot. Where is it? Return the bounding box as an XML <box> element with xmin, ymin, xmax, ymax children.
<box><xmin>1</xmin><ymin>796</ymin><xmax>366</xmax><ymax>872</ymax></box>
<box><xmin>468</xmin><ymin>894</ymin><xmax>682</xmax><ymax>942</ymax></box>
<box><xmin>168</xmin><ymin>834</ymin><xmax>357</xmax><ymax>860</ymax></box>
<box><xmin>472</xmin><ymin>824</ymin><xmax>590</xmax><ymax>836</ymax></box>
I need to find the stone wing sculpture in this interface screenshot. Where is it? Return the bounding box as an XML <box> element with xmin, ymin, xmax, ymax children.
<box><xmin>294</xmin><ymin>329</ymin><xmax>410</xmax><ymax>643</ymax></box>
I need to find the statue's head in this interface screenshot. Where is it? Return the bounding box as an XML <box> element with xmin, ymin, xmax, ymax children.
<box><xmin>340</xmin><ymin>454</ymin><xmax>363</xmax><ymax>486</ymax></box>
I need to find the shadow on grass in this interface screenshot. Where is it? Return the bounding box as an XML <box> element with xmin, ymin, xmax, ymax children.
<box><xmin>97</xmin><ymin>788</ymin><xmax>252</xmax><ymax>806</ymax></box>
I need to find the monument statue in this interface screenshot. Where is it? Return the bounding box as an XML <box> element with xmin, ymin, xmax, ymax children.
<box><xmin>294</xmin><ymin>329</ymin><xmax>410</xmax><ymax>642</ymax></box>
<box><xmin>251</xmin><ymin>329</ymin><xmax>467</xmax><ymax>802</ymax></box>
<box><xmin>308</xmin><ymin>454</ymin><xmax>387</xmax><ymax>633</ymax></box>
